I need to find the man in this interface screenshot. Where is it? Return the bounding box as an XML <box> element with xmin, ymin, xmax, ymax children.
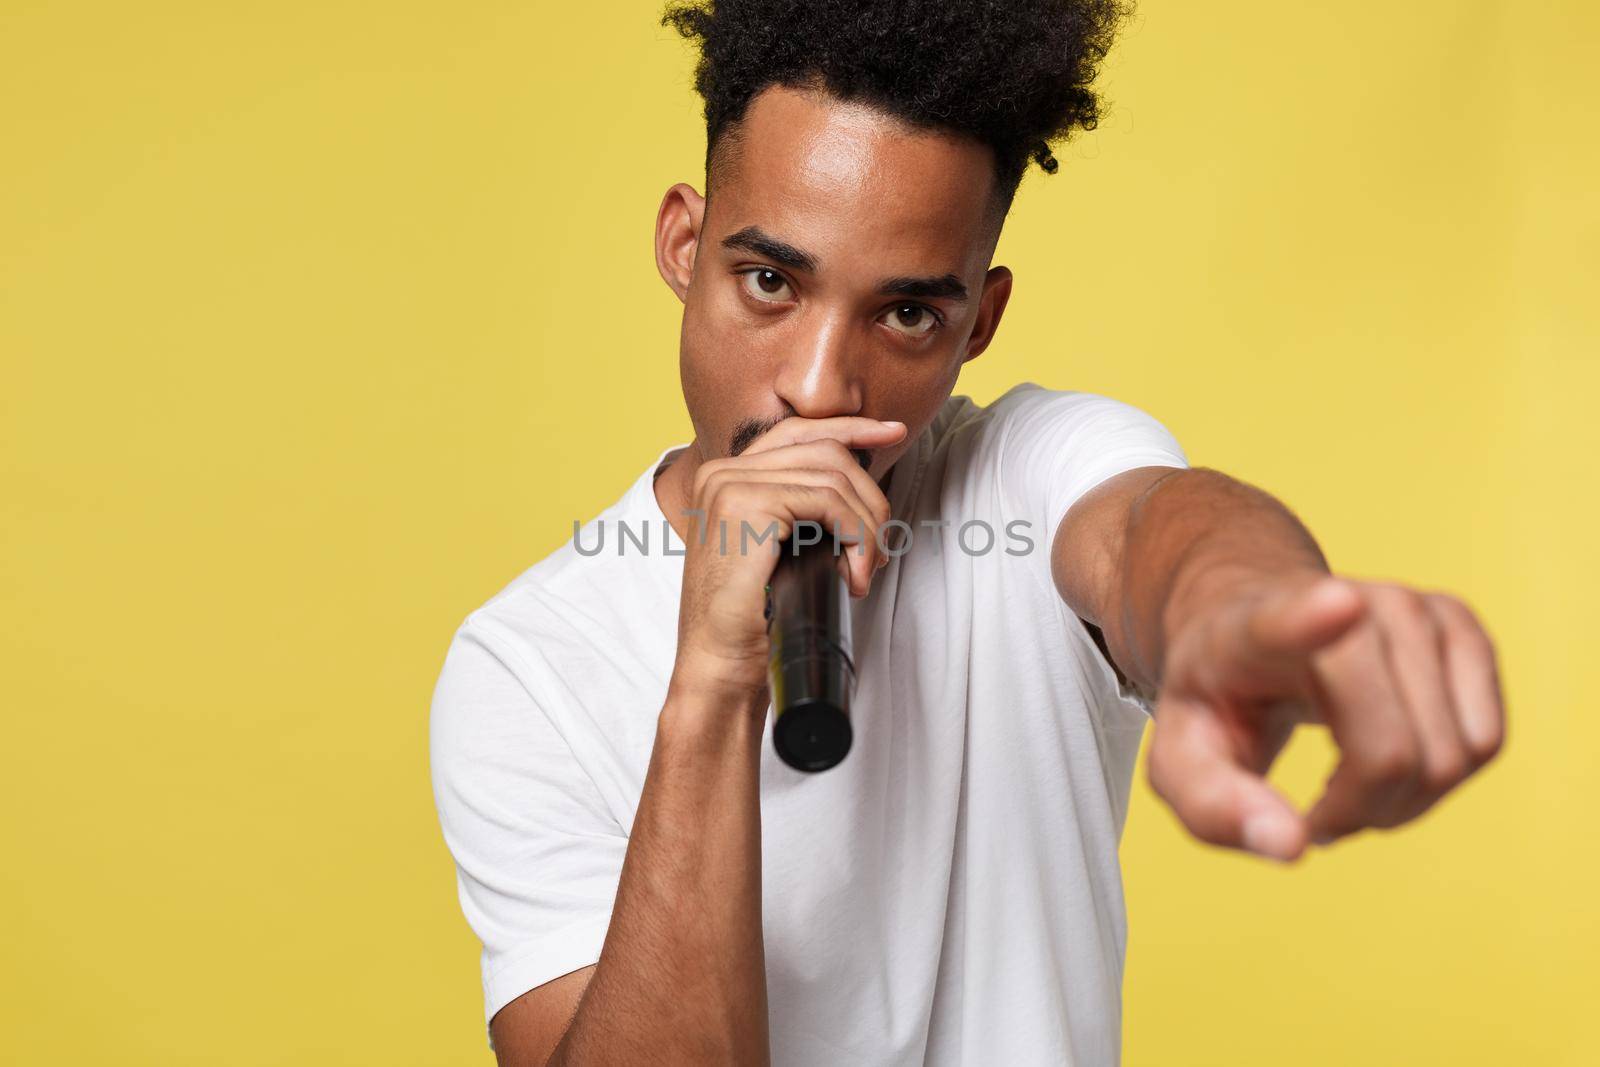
<box><xmin>429</xmin><ymin>1</ymin><xmax>1506</xmax><ymax>1063</ymax></box>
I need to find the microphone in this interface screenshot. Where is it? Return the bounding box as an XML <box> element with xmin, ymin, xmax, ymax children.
<box><xmin>767</xmin><ymin>449</ymin><xmax>872</xmax><ymax>772</ymax></box>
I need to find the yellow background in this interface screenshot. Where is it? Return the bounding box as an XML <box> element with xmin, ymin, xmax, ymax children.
<box><xmin>3</xmin><ymin>2</ymin><xmax>1594</xmax><ymax>1063</ymax></box>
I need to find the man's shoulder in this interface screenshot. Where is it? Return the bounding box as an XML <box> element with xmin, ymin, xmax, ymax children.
<box><xmin>922</xmin><ymin>381</ymin><xmax>1091</xmax><ymax>467</ymax></box>
<box><xmin>930</xmin><ymin>382</ymin><xmax>1099</xmax><ymax>443</ymax></box>
<box><xmin>915</xmin><ymin>382</ymin><xmax>1184</xmax><ymax>538</ymax></box>
<box><xmin>935</xmin><ymin>381</ymin><xmax>1177</xmax><ymax>461</ymax></box>
<box><xmin>960</xmin><ymin>381</ymin><xmax>1121</xmax><ymax>428</ymax></box>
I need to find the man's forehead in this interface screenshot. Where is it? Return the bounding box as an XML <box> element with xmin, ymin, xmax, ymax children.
<box><xmin>709</xmin><ymin>86</ymin><xmax>1000</xmax><ymax>269</ymax></box>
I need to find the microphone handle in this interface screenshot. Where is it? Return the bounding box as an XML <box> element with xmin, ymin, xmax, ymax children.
<box><xmin>767</xmin><ymin>534</ymin><xmax>856</xmax><ymax>772</ymax></box>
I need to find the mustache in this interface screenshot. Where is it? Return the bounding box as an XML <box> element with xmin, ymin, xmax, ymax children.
<box><xmin>729</xmin><ymin>414</ymin><xmax>873</xmax><ymax>471</ymax></box>
<box><xmin>728</xmin><ymin>414</ymin><xmax>782</xmax><ymax>458</ymax></box>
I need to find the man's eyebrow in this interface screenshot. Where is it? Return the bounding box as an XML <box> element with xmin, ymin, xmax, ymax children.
<box><xmin>879</xmin><ymin>274</ymin><xmax>968</xmax><ymax>302</ymax></box>
<box><xmin>721</xmin><ymin>226</ymin><xmax>818</xmax><ymax>273</ymax></box>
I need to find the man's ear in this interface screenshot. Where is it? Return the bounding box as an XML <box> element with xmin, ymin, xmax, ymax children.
<box><xmin>962</xmin><ymin>265</ymin><xmax>1013</xmax><ymax>363</ymax></box>
<box><xmin>655</xmin><ymin>182</ymin><xmax>706</xmax><ymax>303</ymax></box>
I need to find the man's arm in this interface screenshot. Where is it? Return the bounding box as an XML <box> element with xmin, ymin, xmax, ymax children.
<box><xmin>489</xmin><ymin>416</ymin><xmax>905</xmax><ymax>1065</ymax></box>
<box><xmin>1052</xmin><ymin>465</ymin><xmax>1506</xmax><ymax>860</ymax></box>
<box><xmin>491</xmin><ymin>686</ymin><xmax>769</xmax><ymax>1067</ymax></box>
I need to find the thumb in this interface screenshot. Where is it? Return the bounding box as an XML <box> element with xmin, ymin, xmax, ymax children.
<box><xmin>1147</xmin><ymin>695</ymin><xmax>1309</xmax><ymax>862</ymax></box>
<box><xmin>1243</xmin><ymin>575</ymin><xmax>1366</xmax><ymax>663</ymax></box>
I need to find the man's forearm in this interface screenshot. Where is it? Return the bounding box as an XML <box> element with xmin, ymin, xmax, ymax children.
<box><xmin>547</xmin><ymin>687</ymin><xmax>769</xmax><ymax>1066</ymax></box>
<box><xmin>1110</xmin><ymin>468</ymin><xmax>1330</xmax><ymax>695</ymax></box>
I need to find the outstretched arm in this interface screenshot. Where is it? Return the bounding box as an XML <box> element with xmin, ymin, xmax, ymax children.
<box><xmin>1052</xmin><ymin>465</ymin><xmax>1506</xmax><ymax>861</ymax></box>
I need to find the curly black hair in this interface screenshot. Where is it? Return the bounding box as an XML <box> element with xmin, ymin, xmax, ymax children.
<box><xmin>662</xmin><ymin>0</ymin><xmax>1132</xmax><ymax>214</ymax></box>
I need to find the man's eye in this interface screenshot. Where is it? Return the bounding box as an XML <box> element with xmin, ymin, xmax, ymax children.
<box><xmin>880</xmin><ymin>304</ymin><xmax>940</xmax><ymax>337</ymax></box>
<box><xmin>740</xmin><ymin>268</ymin><xmax>794</xmax><ymax>302</ymax></box>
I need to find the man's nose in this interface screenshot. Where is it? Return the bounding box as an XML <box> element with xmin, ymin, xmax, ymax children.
<box><xmin>772</xmin><ymin>314</ymin><xmax>863</xmax><ymax>419</ymax></box>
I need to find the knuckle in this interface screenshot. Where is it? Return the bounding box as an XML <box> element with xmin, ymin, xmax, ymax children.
<box><xmin>695</xmin><ymin>467</ymin><xmax>728</xmax><ymax>502</ymax></box>
<box><xmin>1359</xmin><ymin>733</ymin><xmax>1422</xmax><ymax>788</ymax></box>
<box><xmin>817</xmin><ymin>438</ymin><xmax>852</xmax><ymax>466</ymax></box>
<box><xmin>715</xmin><ymin>481</ymin><xmax>756</xmax><ymax>516</ymax></box>
<box><xmin>1382</xmin><ymin>586</ymin><xmax>1437</xmax><ymax>637</ymax></box>
<box><xmin>1467</xmin><ymin>721</ymin><xmax>1505</xmax><ymax>765</ymax></box>
<box><xmin>1431</xmin><ymin>594</ymin><xmax>1498</xmax><ymax>654</ymax></box>
<box><xmin>1419</xmin><ymin>749</ymin><xmax>1469</xmax><ymax>793</ymax></box>
<box><xmin>702</xmin><ymin>480</ymin><xmax>727</xmax><ymax>516</ymax></box>
<box><xmin>696</xmin><ymin>456</ymin><xmax>727</xmax><ymax>483</ymax></box>
<box><xmin>1426</xmin><ymin>590</ymin><xmax>1475</xmax><ymax>625</ymax></box>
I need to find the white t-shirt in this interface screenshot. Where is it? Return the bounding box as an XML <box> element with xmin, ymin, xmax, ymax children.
<box><xmin>430</xmin><ymin>382</ymin><xmax>1188</xmax><ymax>1065</ymax></box>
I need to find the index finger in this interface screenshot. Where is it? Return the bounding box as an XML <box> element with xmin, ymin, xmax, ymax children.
<box><xmin>744</xmin><ymin>416</ymin><xmax>907</xmax><ymax>456</ymax></box>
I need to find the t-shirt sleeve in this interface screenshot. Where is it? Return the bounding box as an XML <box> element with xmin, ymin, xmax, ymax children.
<box><xmin>991</xmin><ymin>383</ymin><xmax>1189</xmax><ymax>551</ymax></box>
<box><xmin>429</xmin><ymin>617</ymin><xmax>627</xmax><ymax>1044</ymax></box>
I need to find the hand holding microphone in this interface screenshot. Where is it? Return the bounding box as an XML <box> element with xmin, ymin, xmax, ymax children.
<box><xmin>666</xmin><ymin>417</ymin><xmax>905</xmax><ymax>747</ymax></box>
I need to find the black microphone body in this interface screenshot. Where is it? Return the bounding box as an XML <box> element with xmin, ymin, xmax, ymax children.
<box><xmin>768</xmin><ymin>530</ymin><xmax>856</xmax><ymax>772</ymax></box>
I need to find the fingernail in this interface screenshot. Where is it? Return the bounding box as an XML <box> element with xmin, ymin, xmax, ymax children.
<box><xmin>1242</xmin><ymin>814</ymin><xmax>1298</xmax><ymax>862</ymax></box>
<box><xmin>880</xmin><ymin>420</ymin><xmax>905</xmax><ymax>431</ymax></box>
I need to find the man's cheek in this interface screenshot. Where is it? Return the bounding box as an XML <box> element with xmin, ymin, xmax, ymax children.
<box><xmin>688</xmin><ymin>304</ymin><xmax>750</xmax><ymax>365</ymax></box>
<box><xmin>702</xmin><ymin>330</ymin><xmax>783</xmax><ymax>392</ymax></box>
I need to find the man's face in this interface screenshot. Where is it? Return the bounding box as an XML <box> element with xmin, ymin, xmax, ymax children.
<box><xmin>654</xmin><ymin>84</ymin><xmax>1014</xmax><ymax>481</ymax></box>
